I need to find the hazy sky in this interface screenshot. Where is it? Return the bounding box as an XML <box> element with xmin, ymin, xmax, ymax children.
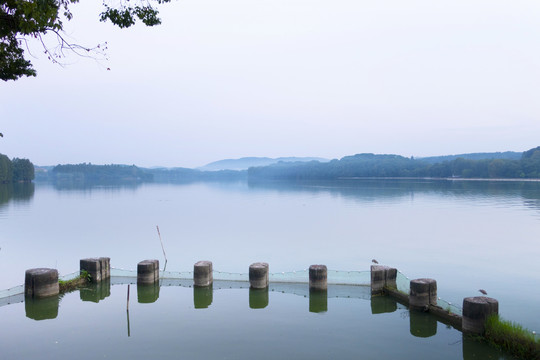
<box><xmin>2</xmin><ymin>0</ymin><xmax>540</xmax><ymax>167</ymax></box>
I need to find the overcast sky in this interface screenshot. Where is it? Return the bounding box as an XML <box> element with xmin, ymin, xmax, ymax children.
<box><xmin>2</xmin><ymin>0</ymin><xmax>540</xmax><ymax>167</ymax></box>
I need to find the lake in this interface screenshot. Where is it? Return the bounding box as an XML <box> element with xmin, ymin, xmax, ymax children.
<box><xmin>0</xmin><ymin>278</ymin><xmax>512</xmax><ymax>360</ymax></box>
<box><xmin>1</xmin><ymin>179</ymin><xmax>539</xmax><ymax>341</ymax></box>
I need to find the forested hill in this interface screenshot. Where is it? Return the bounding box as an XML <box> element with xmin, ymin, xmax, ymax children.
<box><xmin>419</xmin><ymin>151</ymin><xmax>521</xmax><ymax>164</ymax></box>
<box><xmin>248</xmin><ymin>146</ymin><xmax>540</xmax><ymax>180</ymax></box>
<box><xmin>197</xmin><ymin>157</ymin><xmax>328</xmax><ymax>171</ymax></box>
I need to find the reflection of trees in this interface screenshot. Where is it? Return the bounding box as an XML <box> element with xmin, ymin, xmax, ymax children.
<box><xmin>148</xmin><ymin>168</ymin><xmax>247</xmax><ymax>183</ymax></box>
<box><xmin>519</xmin><ymin>189</ymin><xmax>540</xmax><ymax>214</ymax></box>
<box><xmin>0</xmin><ymin>183</ymin><xmax>35</xmax><ymax>209</ymax></box>
<box><xmin>247</xmin><ymin>178</ymin><xmax>540</xmax><ymax>211</ymax></box>
<box><xmin>0</xmin><ymin>184</ymin><xmax>10</xmax><ymax>206</ymax></box>
<box><xmin>248</xmin><ymin>179</ymin><xmax>425</xmax><ymax>201</ymax></box>
<box><xmin>51</xmin><ymin>179</ymin><xmax>142</xmax><ymax>192</ymax></box>
<box><xmin>45</xmin><ymin>164</ymin><xmax>153</xmax><ymax>189</ymax></box>
<box><xmin>12</xmin><ymin>183</ymin><xmax>35</xmax><ymax>200</ymax></box>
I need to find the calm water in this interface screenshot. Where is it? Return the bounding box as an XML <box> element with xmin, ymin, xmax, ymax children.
<box><xmin>1</xmin><ymin>179</ymin><xmax>539</xmax><ymax>334</ymax></box>
<box><xmin>0</xmin><ymin>281</ymin><xmax>509</xmax><ymax>360</ymax></box>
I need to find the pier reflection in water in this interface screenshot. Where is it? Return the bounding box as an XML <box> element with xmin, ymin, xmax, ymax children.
<box><xmin>370</xmin><ymin>295</ymin><xmax>397</xmax><ymax>314</ymax></box>
<box><xmin>309</xmin><ymin>289</ymin><xmax>327</xmax><ymax>313</ymax></box>
<box><xmin>25</xmin><ymin>294</ymin><xmax>59</xmax><ymax>321</ymax></box>
<box><xmin>370</xmin><ymin>295</ymin><xmax>439</xmax><ymax>339</ymax></box>
<box><xmin>249</xmin><ymin>288</ymin><xmax>268</xmax><ymax>309</ymax></box>
<box><xmin>80</xmin><ymin>279</ymin><xmax>111</xmax><ymax>303</ymax></box>
<box><xmin>193</xmin><ymin>285</ymin><xmax>213</xmax><ymax>309</ymax></box>
<box><xmin>138</xmin><ymin>282</ymin><xmax>160</xmax><ymax>304</ymax></box>
<box><xmin>462</xmin><ymin>334</ymin><xmax>506</xmax><ymax>360</ymax></box>
<box><xmin>409</xmin><ymin>311</ymin><xmax>438</xmax><ymax>338</ymax></box>
<box><xmin>10</xmin><ymin>280</ymin><xmax>513</xmax><ymax>360</ymax></box>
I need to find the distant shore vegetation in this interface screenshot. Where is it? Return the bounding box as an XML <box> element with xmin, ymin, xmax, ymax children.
<box><xmin>35</xmin><ymin>164</ymin><xmax>247</xmax><ymax>185</ymax></box>
<box><xmin>0</xmin><ymin>154</ymin><xmax>35</xmax><ymax>183</ymax></box>
<box><xmin>45</xmin><ymin>163</ymin><xmax>153</xmax><ymax>184</ymax></box>
<box><xmin>7</xmin><ymin>146</ymin><xmax>540</xmax><ymax>186</ymax></box>
<box><xmin>248</xmin><ymin>146</ymin><xmax>540</xmax><ymax>181</ymax></box>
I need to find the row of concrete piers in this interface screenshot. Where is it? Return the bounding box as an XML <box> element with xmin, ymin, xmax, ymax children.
<box><xmin>370</xmin><ymin>265</ymin><xmax>499</xmax><ymax>335</ymax></box>
<box><xmin>24</xmin><ymin>260</ymin><xmax>498</xmax><ymax>335</ymax></box>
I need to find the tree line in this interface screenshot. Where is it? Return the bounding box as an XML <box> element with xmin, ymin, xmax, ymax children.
<box><xmin>0</xmin><ymin>154</ymin><xmax>35</xmax><ymax>183</ymax></box>
<box><xmin>50</xmin><ymin>163</ymin><xmax>153</xmax><ymax>183</ymax></box>
<box><xmin>248</xmin><ymin>146</ymin><xmax>540</xmax><ymax>180</ymax></box>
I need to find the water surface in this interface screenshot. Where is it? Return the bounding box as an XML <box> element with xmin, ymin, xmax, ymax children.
<box><xmin>0</xmin><ymin>281</ymin><xmax>510</xmax><ymax>360</ymax></box>
<box><xmin>1</xmin><ymin>179</ymin><xmax>539</xmax><ymax>332</ymax></box>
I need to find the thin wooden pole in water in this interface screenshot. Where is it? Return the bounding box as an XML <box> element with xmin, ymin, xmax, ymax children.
<box><xmin>156</xmin><ymin>225</ymin><xmax>168</xmax><ymax>266</ymax></box>
<box><xmin>126</xmin><ymin>310</ymin><xmax>131</xmax><ymax>337</ymax></box>
<box><xmin>126</xmin><ymin>284</ymin><xmax>131</xmax><ymax>337</ymax></box>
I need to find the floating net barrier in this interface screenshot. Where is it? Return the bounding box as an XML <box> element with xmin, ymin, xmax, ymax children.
<box><xmin>437</xmin><ymin>298</ymin><xmax>463</xmax><ymax>316</ymax></box>
<box><xmin>0</xmin><ymin>267</ymin><xmax>461</xmax><ymax>314</ymax></box>
<box><xmin>106</xmin><ymin>278</ymin><xmax>374</xmax><ymax>301</ymax></box>
<box><xmin>0</xmin><ymin>271</ymin><xmax>84</xmax><ymax>307</ymax></box>
<box><xmin>396</xmin><ymin>270</ymin><xmax>410</xmax><ymax>293</ymax></box>
<box><xmin>394</xmin><ymin>270</ymin><xmax>462</xmax><ymax>316</ymax></box>
<box><xmin>0</xmin><ymin>268</ymin><xmax>370</xmax><ymax>306</ymax></box>
<box><xmin>0</xmin><ymin>285</ymin><xmax>24</xmax><ymax>307</ymax></box>
<box><xmin>262</xmin><ymin>283</ymin><xmax>373</xmax><ymax>300</ymax></box>
<box><xmin>110</xmin><ymin>268</ymin><xmax>372</xmax><ymax>285</ymax></box>
<box><xmin>60</xmin><ymin>271</ymin><xmax>82</xmax><ymax>282</ymax></box>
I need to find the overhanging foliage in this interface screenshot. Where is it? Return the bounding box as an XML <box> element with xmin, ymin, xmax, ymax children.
<box><xmin>1</xmin><ymin>0</ymin><xmax>170</xmax><ymax>81</ymax></box>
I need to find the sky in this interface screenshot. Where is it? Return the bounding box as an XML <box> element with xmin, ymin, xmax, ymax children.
<box><xmin>1</xmin><ymin>0</ymin><xmax>540</xmax><ymax>168</ymax></box>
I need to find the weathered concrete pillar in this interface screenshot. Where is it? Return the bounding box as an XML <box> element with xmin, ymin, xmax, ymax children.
<box><xmin>249</xmin><ymin>288</ymin><xmax>269</xmax><ymax>309</ymax></box>
<box><xmin>371</xmin><ymin>265</ymin><xmax>389</xmax><ymax>294</ymax></box>
<box><xmin>137</xmin><ymin>259</ymin><xmax>159</xmax><ymax>284</ymax></box>
<box><xmin>309</xmin><ymin>288</ymin><xmax>328</xmax><ymax>313</ymax></box>
<box><xmin>386</xmin><ymin>267</ymin><xmax>397</xmax><ymax>289</ymax></box>
<box><xmin>462</xmin><ymin>296</ymin><xmax>499</xmax><ymax>335</ymax></box>
<box><xmin>25</xmin><ymin>268</ymin><xmax>59</xmax><ymax>298</ymax></box>
<box><xmin>194</xmin><ymin>261</ymin><xmax>213</xmax><ymax>287</ymax></box>
<box><xmin>80</xmin><ymin>258</ymin><xmax>101</xmax><ymax>282</ymax></box>
<box><xmin>371</xmin><ymin>265</ymin><xmax>398</xmax><ymax>294</ymax></box>
<box><xmin>409</xmin><ymin>278</ymin><xmax>437</xmax><ymax>311</ymax></box>
<box><xmin>249</xmin><ymin>262</ymin><xmax>269</xmax><ymax>289</ymax></box>
<box><xmin>80</xmin><ymin>258</ymin><xmax>108</xmax><ymax>282</ymax></box>
<box><xmin>309</xmin><ymin>265</ymin><xmax>327</xmax><ymax>291</ymax></box>
<box><xmin>99</xmin><ymin>257</ymin><xmax>110</xmax><ymax>279</ymax></box>
<box><xmin>194</xmin><ymin>285</ymin><xmax>213</xmax><ymax>309</ymax></box>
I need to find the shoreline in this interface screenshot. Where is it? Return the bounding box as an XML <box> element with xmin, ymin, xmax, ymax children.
<box><xmin>336</xmin><ymin>176</ymin><xmax>540</xmax><ymax>182</ymax></box>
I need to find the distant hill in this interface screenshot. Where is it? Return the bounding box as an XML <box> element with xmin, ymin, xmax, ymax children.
<box><xmin>197</xmin><ymin>157</ymin><xmax>329</xmax><ymax>171</ymax></box>
<box><xmin>418</xmin><ymin>152</ymin><xmax>522</xmax><ymax>164</ymax></box>
<box><xmin>248</xmin><ymin>147</ymin><xmax>540</xmax><ymax>180</ymax></box>
<box><xmin>32</xmin><ymin>148</ymin><xmax>539</xmax><ymax>184</ymax></box>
